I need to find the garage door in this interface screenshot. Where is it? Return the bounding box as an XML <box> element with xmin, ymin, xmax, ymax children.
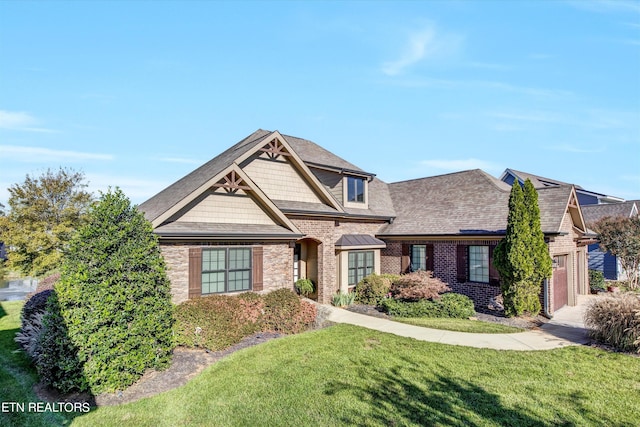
<box><xmin>553</xmin><ymin>255</ymin><xmax>568</xmax><ymax>311</ymax></box>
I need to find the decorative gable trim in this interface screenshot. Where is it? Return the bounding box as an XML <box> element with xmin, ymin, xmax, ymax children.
<box><xmin>566</xmin><ymin>187</ymin><xmax>586</xmax><ymax>233</ymax></box>
<box><xmin>151</xmin><ymin>163</ymin><xmax>301</xmax><ymax>234</ymax></box>
<box><xmin>236</xmin><ymin>131</ymin><xmax>344</xmax><ymax>212</ymax></box>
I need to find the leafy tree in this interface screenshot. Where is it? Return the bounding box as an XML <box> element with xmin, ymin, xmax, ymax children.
<box><xmin>493</xmin><ymin>180</ymin><xmax>549</xmax><ymax>316</ymax></box>
<box><xmin>38</xmin><ymin>188</ymin><xmax>174</xmax><ymax>393</ymax></box>
<box><xmin>1</xmin><ymin>168</ymin><xmax>92</xmax><ymax>276</ymax></box>
<box><xmin>591</xmin><ymin>216</ymin><xmax>640</xmax><ymax>289</ymax></box>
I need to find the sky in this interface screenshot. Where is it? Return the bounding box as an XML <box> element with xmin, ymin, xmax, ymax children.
<box><xmin>1</xmin><ymin>0</ymin><xmax>639</xmax><ymax>209</ymax></box>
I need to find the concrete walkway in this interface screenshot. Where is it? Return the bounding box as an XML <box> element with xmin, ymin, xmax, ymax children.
<box><xmin>325</xmin><ymin>295</ymin><xmax>595</xmax><ymax>351</ymax></box>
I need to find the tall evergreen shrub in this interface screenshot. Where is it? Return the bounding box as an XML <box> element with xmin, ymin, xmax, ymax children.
<box><xmin>494</xmin><ymin>180</ymin><xmax>543</xmax><ymax>316</ymax></box>
<box><xmin>38</xmin><ymin>189</ymin><xmax>174</xmax><ymax>393</ymax></box>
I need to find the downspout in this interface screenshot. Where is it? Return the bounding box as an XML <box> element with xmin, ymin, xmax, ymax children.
<box><xmin>543</xmin><ymin>278</ymin><xmax>553</xmax><ymax>318</ymax></box>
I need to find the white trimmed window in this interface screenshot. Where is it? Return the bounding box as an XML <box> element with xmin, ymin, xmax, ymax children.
<box><xmin>468</xmin><ymin>246</ymin><xmax>489</xmax><ymax>283</ymax></box>
<box><xmin>202</xmin><ymin>247</ymin><xmax>252</xmax><ymax>294</ymax></box>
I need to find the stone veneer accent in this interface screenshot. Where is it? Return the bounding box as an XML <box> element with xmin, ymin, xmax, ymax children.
<box><xmin>160</xmin><ymin>241</ymin><xmax>293</xmax><ymax>305</ymax></box>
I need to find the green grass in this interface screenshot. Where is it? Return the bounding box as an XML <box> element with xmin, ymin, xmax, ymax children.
<box><xmin>3</xmin><ymin>300</ymin><xmax>639</xmax><ymax>426</ymax></box>
<box><xmin>0</xmin><ymin>301</ymin><xmax>72</xmax><ymax>427</ymax></box>
<box><xmin>74</xmin><ymin>324</ymin><xmax>639</xmax><ymax>427</ymax></box>
<box><xmin>392</xmin><ymin>317</ymin><xmax>525</xmax><ymax>333</ymax></box>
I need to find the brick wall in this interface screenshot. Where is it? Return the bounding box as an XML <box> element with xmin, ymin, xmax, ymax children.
<box><xmin>291</xmin><ymin>217</ymin><xmax>386</xmax><ymax>304</ymax></box>
<box><xmin>381</xmin><ymin>239</ymin><xmax>502</xmax><ymax>310</ymax></box>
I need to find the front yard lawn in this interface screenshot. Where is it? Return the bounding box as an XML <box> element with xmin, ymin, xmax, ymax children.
<box><xmin>392</xmin><ymin>316</ymin><xmax>524</xmax><ymax>333</ymax></box>
<box><xmin>2</xmin><ymin>300</ymin><xmax>639</xmax><ymax>426</ymax></box>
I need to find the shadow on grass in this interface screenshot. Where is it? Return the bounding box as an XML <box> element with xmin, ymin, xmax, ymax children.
<box><xmin>0</xmin><ymin>302</ymin><xmax>6</xmax><ymax>320</ymax></box>
<box><xmin>324</xmin><ymin>352</ymin><xmax>622</xmax><ymax>426</ymax></box>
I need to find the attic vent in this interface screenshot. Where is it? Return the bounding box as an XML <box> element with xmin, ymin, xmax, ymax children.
<box><xmin>259</xmin><ymin>138</ymin><xmax>291</xmax><ymax>159</ymax></box>
<box><xmin>212</xmin><ymin>170</ymin><xmax>251</xmax><ymax>194</ymax></box>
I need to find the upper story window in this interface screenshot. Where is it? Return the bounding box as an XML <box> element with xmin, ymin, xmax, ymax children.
<box><xmin>347</xmin><ymin>176</ymin><xmax>365</xmax><ymax>203</ymax></box>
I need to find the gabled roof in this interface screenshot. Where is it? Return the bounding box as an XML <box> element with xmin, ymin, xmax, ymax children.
<box><xmin>139</xmin><ymin>130</ymin><xmax>396</xmax><ymax>236</ymax></box>
<box><xmin>501</xmin><ymin>168</ymin><xmax>624</xmax><ymax>204</ymax></box>
<box><xmin>581</xmin><ymin>201</ymin><xmax>638</xmax><ymax>226</ymax></box>
<box><xmin>379</xmin><ymin>169</ymin><xmax>585</xmax><ymax>237</ymax></box>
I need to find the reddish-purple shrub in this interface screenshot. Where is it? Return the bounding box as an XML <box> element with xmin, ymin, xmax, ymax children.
<box><xmin>391</xmin><ymin>270</ymin><xmax>451</xmax><ymax>301</ymax></box>
<box><xmin>174</xmin><ymin>289</ymin><xmax>317</xmax><ymax>351</ymax></box>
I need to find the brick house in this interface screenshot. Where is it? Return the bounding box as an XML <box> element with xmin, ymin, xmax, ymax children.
<box><xmin>139</xmin><ymin>129</ymin><xmax>591</xmax><ymax>316</ymax></box>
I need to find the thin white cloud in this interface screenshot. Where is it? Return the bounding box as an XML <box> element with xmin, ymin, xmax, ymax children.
<box><xmin>0</xmin><ymin>145</ymin><xmax>114</xmax><ymax>162</ymax></box>
<box><xmin>381</xmin><ymin>26</ymin><xmax>463</xmax><ymax>76</ymax></box>
<box><xmin>0</xmin><ymin>110</ymin><xmax>57</xmax><ymax>133</ymax></box>
<box><xmin>420</xmin><ymin>158</ymin><xmax>501</xmax><ymax>173</ymax></box>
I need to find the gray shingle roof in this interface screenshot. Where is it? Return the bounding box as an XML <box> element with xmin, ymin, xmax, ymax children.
<box><xmin>379</xmin><ymin>169</ymin><xmax>576</xmax><ymax>236</ymax></box>
<box><xmin>154</xmin><ymin>222</ymin><xmax>302</xmax><ymax>239</ymax></box>
<box><xmin>139</xmin><ymin>129</ymin><xmax>396</xmax><ymax>225</ymax></box>
<box><xmin>139</xmin><ymin>129</ymin><xmax>272</xmax><ymax>222</ymax></box>
<box><xmin>582</xmin><ymin>201</ymin><xmax>638</xmax><ymax>226</ymax></box>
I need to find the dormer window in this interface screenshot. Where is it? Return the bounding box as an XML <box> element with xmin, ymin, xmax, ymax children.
<box><xmin>343</xmin><ymin>175</ymin><xmax>368</xmax><ymax>209</ymax></box>
<box><xmin>347</xmin><ymin>176</ymin><xmax>365</xmax><ymax>203</ymax></box>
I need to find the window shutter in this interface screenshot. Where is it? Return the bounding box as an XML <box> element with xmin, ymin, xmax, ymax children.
<box><xmin>252</xmin><ymin>246</ymin><xmax>263</xmax><ymax>291</ymax></box>
<box><xmin>488</xmin><ymin>243</ymin><xmax>500</xmax><ymax>285</ymax></box>
<box><xmin>456</xmin><ymin>245</ymin><xmax>468</xmax><ymax>283</ymax></box>
<box><xmin>401</xmin><ymin>244</ymin><xmax>410</xmax><ymax>273</ymax></box>
<box><xmin>188</xmin><ymin>247</ymin><xmax>202</xmax><ymax>299</ymax></box>
<box><xmin>426</xmin><ymin>244</ymin><xmax>435</xmax><ymax>272</ymax></box>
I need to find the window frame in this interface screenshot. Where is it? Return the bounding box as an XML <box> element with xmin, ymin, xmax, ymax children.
<box><xmin>410</xmin><ymin>244</ymin><xmax>427</xmax><ymax>272</ymax></box>
<box><xmin>348</xmin><ymin>250</ymin><xmax>375</xmax><ymax>286</ymax></box>
<box><xmin>346</xmin><ymin>176</ymin><xmax>366</xmax><ymax>204</ymax></box>
<box><xmin>202</xmin><ymin>247</ymin><xmax>252</xmax><ymax>294</ymax></box>
<box><xmin>468</xmin><ymin>245</ymin><xmax>489</xmax><ymax>283</ymax></box>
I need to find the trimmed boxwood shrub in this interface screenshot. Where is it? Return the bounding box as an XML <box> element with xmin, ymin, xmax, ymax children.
<box><xmin>37</xmin><ymin>189</ymin><xmax>174</xmax><ymax>394</ymax></box>
<box><xmin>589</xmin><ymin>269</ymin><xmax>606</xmax><ymax>293</ymax></box>
<box><xmin>439</xmin><ymin>293</ymin><xmax>476</xmax><ymax>318</ymax></box>
<box><xmin>355</xmin><ymin>274</ymin><xmax>399</xmax><ymax>305</ymax></box>
<box><xmin>380</xmin><ymin>293</ymin><xmax>475</xmax><ymax>319</ymax></box>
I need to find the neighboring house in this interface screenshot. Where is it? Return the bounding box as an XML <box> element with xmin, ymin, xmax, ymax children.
<box><xmin>500</xmin><ymin>169</ymin><xmax>624</xmax><ymax>205</ymax></box>
<box><xmin>500</xmin><ymin>168</ymin><xmax>634</xmax><ymax>281</ymax></box>
<box><xmin>582</xmin><ymin>201</ymin><xmax>638</xmax><ymax>280</ymax></box>
<box><xmin>0</xmin><ymin>242</ymin><xmax>6</xmax><ymax>261</ymax></box>
<box><xmin>140</xmin><ymin>130</ymin><xmax>590</xmax><ymax>316</ymax></box>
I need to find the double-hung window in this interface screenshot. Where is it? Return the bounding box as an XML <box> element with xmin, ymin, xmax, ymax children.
<box><xmin>468</xmin><ymin>245</ymin><xmax>489</xmax><ymax>283</ymax></box>
<box><xmin>410</xmin><ymin>245</ymin><xmax>427</xmax><ymax>271</ymax></box>
<box><xmin>202</xmin><ymin>247</ymin><xmax>252</xmax><ymax>294</ymax></box>
<box><xmin>347</xmin><ymin>176</ymin><xmax>365</xmax><ymax>203</ymax></box>
<box><xmin>348</xmin><ymin>251</ymin><xmax>374</xmax><ymax>286</ymax></box>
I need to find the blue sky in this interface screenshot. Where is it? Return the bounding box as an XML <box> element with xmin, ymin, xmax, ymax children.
<box><xmin>1</xmin><ymin>0</ymin><xmax>639</xmax><ymax>208</ymax></box>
